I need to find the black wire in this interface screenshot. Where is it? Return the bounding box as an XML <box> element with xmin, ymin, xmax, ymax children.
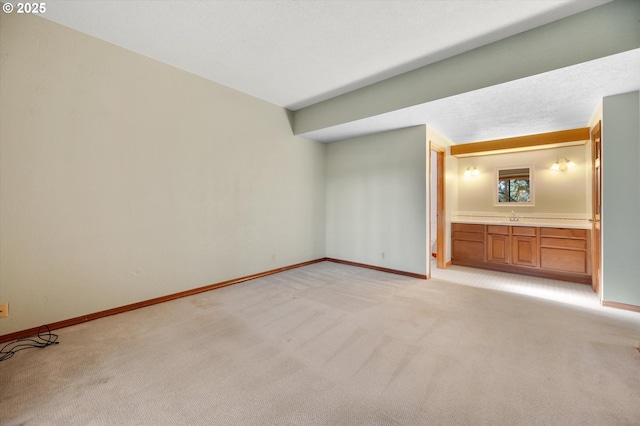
<box><xmin>0</xmin><ymin>325</ymin><xmax>59</xmax><ymax>361</ymax></box>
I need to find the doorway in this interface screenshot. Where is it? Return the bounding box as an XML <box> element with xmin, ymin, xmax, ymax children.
<box><xmin>430</xmin><ymin>143</ymin><xmax>446</xmax><ymax>271</ymax></box>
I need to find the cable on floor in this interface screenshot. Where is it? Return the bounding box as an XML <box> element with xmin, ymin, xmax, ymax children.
<box><xmin>0</xmin><ymin>325</ymin><xmax>59</xmax><ymax>361</ymax></box>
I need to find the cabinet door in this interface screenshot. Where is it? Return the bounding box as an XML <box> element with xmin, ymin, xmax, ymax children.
<box><xmin>453</xmin><ymin>240</ymin><xmax>485</xmax><ymax>261</ymax></box>
<box><xmin>512</xmin><ymin>236</ymin><xmax>538</xmax><ymax>267</ymax></box>
<box><xmin>540</xmin><ymin>248</ymin><xmax>588</xmax><ymax>274</ymax></box>
<box><xmin>487</xmin><ymin>234</ymin><xmax>510</xmax><ymax>264</ymax></box>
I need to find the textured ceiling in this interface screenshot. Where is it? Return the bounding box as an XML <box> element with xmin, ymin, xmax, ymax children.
<box><xmin>37</xmin><ymin>0</ymin><xmax>638</xmax><ymax>143</ymax></box>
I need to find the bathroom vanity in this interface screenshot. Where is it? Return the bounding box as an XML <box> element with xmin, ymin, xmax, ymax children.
<box><xmin>452</xmin><ymin>222</ymin><xmax>591</xmax><ymax>284</ymax></box>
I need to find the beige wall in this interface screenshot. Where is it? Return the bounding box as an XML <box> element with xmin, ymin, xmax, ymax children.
<box><xmin>0</xmin><ymin>13</ymin><xmax>326</xmax><ymax>334</ymax></box>
<box><xmin>456</xmin><ymin>145</ymin><xmax>589</xmax><ymax>214</ymax></box>
<box><xmin>325</xmin><ymin>126</ymin><xmax>427</xmax><ymax>276</ymax></box>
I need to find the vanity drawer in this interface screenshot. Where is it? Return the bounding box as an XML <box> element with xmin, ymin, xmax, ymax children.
<box><xmin>453</xmin><ymin>223</ymin><xmax>484</xmax><ymax>233</ymax></box>
<box><xmin>453</xmin><ymin>231</ymin><xmax>485</xmax><ymax>242</ymax></box>
<box><xmin>540</xmin><ymin>238</ymin><xmax>587</xmax><ymax>250</ymax></box>
<box><xmin>487</xmin><ymin>225</ymin><xmax>509</xmax><ymax>235</ymax></box>
<box><xmin>512</xmin><ymin>226</ymin><xmax>537</xmax><ymax>236</ymax></box>
<box><xmin>540</xmin><ymin>248</ymin><xmax>588</xmax><ymax>274</ymax></box>
<box><xmin>540</xmin><ymin>228</ymin><xmax>587</xmax><ymax>239</ymax></box>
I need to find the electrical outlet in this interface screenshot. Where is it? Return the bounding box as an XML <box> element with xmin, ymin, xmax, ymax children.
<box><xmin>0</xmin><ymin>303</ymin><xmax>8</xmax><ymax>318</ymax></box>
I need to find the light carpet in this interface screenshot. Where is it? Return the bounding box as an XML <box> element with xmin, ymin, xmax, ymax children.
<box><xmin>1</xmin><ymin>261</ymin><xmax>639</xmax><ymax>425</ymax></box>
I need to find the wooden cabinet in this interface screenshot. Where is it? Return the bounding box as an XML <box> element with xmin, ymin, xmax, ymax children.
<box><xmin>452</xmin><ymin>223</ymin><xmax>484</xmax><ymax>262</ymax></box>
<box><xmin>511</xmin><ymin>226</ymin><xmax>538</xmax><ymax>268</ymax></box>
<box><xmin>487</xmin><ymin>232</ymin><xmax>510</xmax><ymax>264</ymax></box>
<box><xmin>539</xmin><ymin>228</ymin><xmax>590</xmax><ymax>275</ymax></box>
<box><xmin>511</xmin><ymin>236</ymin><xmax>537</xmax><ymax>267</ymax></box>
<box><xmin>451</xmin><ymin>223</ymin><xmax>590</xmax><ymax>284</ymax></box>
<box><xmin>486</xmin><ymin>225</ymin><xmax>537</xmax><ymax>267</ymax></box>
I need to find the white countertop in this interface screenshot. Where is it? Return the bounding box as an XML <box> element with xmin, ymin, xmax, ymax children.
<box><xmin>452</xmin><ymin>218</ymin><xmax>590</xmax><ymax>229</ymax></box>
<box><xmin>451</xmin><ymin>212</ymin><xmax>591</xmax><ymax>229</ymax></box>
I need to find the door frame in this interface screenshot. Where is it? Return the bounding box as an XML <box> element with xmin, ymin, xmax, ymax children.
<box><xmin>430</xmin><ymin>143</ymin><xmax>446</xmax><ymax>270</ymax></box>
<box><xmin>591</xmin><ymin>121</ymin><xmax>602</xmax><ymax>297</ymax></box>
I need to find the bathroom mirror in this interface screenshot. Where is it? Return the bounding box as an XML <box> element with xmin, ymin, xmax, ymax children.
<box><xmin>496</xmin><ymin>166</ymin><xmax>533</xmax><ymax>205</ymax></box>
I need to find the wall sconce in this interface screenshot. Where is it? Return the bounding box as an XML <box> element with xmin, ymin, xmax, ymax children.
<box><xmin>550</xmin><ymin>158</ymin><xmax>576</xmax><ymax>171</ymax></box>
<box><xmin>464</xmin><ymin>166</ymin><xmax>480</xmax><ymax>177</ymax></box>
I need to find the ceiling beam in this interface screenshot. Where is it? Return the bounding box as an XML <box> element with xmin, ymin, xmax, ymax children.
<box><xmin>292</xmin><ymin>0</ymin><xmax>640</xmax><ymax>135</ymax></box>
<box><xmin>450</xmin><ymin>127</ymin><xmax>590</xmax><ymax>157</ymax></box>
